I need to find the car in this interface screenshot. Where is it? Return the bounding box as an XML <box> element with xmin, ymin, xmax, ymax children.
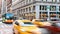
<box><xmin>32</xmin><ymin>19</ymin><xmax>51</xmax><ymax>27</ymax></box>
<box><xmin>13</xmin><ymin>20</ymin><xmax>41</xmax><ymax>34</ymax></box>
<box><xmin>45</xmin><ymin>22</ymin><xmax>60</xmax><ymax>34</ymax></box>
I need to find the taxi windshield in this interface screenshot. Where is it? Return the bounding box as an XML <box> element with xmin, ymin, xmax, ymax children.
<box><xmin>21</xmin><ymin>22</ymin><xmax>34</xmax><ymax>26</ymax></box>
<box><xmin>24</xmin><ymin>22</ymin><xmax>33</xmax><ymax>25</ymax></box>
<box><xmin>35</xmin><ymin>19</ymin><xmax>47</xmax><ymax>22</ymax></box>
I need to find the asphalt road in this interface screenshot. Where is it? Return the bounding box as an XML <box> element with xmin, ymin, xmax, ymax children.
<box><xmin>0</xmin><ymin>23</ymin><xmax>13</xmax><ymax>34</ymax></box>
<box><xmin>0</xmin><ymin>22</ymin><xmax>50</xmax><ymax>34</ymax></box>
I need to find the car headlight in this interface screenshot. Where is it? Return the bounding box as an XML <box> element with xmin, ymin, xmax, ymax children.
<box><xmin>6</xmin><ymin>20</ymin><xmax>7</xmax><ymax>21</ymax></box>
<box><xmin>11</xmin><ymin>20</ymin><xmax>13</xmax><ymax>21</ymax></box>
<box><xmin>20</xmin><ymin>29</ymin><xmax>26</xmax><ymax>32</ymax></box>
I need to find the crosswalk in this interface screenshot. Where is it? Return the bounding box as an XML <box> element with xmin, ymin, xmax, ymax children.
<box><xmin>0</xmin><ymin>23</ymin><xmax>13</xmax><ymax>34</ymax></box>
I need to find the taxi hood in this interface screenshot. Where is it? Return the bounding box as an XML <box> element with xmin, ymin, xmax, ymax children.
<box><xmin>21</xmin><ymin>25</ymin><xmax>38</xmax><ymax>31</ymax></box>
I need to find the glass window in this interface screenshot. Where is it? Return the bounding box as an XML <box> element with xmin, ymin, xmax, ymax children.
<box><xmin>40</xmin><ymin>5</ymin><xmax>47</xmax><ymax>10</ymax></box>
<box><xmin>20</xmin><ymin>9</ymin><xmax>22</xmax><ymax>13</ymax></box>
<box><xmin>50</xmin><ymin>6</ymin><xmax>56</xmax><ymax>11</ymax></box>
<box><xmin>42</xmin><ymin>0</ymin><xmax>47</xmax><ymax>2</ymax></box>
<box><xmin>59</xmin><ymin>0</ymin><xmax>60</xmax><ymax>2</ymax></box>
<box><xmin>59</xmin><ymin>6</ymin><xmax>60</xmax><ymax>11</ymax></box>
<box><xmin>52</xmin><ymin>0</ymin><xmax>56</xmax><ymax>2</ymax></box>
<box><xmin>26</xmin><ymin>0</ymin><xmax>28</xmax><ymax>4</ymax></box>
<box><xmin>35</xmin><ymin>19</ymin><xmax>47</xmax><ymax>22</ymax></box>
<box><xmin>29</xmin><ymin>7</ymin><xmax>31</xmax><ymax>11</ymax></box>
<box><xmin>26</xmin><ymin>8</ymin><xmax>28</xmax><ymax>11</ymax></box>
<box><xmin>23</xmin><ymin>9</ymin><xmax>25</xmax><ymax>12</ymax></box>
<box><xmin>21</xmin><ymin>9</ymin><xmax>22</xmax><ymax>13</ymax></box>
<box><xmin>15</xmin><ymin>21</ymin><xmax>19</xmax><ymax>25</ymax></box>
<box><xmin>57</xmin><ymin>0</ymin><xmax>59</xmax><ymax>2</ymax></box>
<box><xmin>51</xmin><ymin>19</ymin><xmax>59</xmax><ymax>21</ymax></box>
<box><xmin>55</xmin><ymin>23</ymin><xmax>60</xmax><ymax>27</ymax></box>
<box><xmin>24</xmin><ymin>22</ymin><xmax>33</xmax><ymax>25</ymax></box>
<box><xmin>50</xmin><ymin>12</ymin><xmax>56</xmax><ymax>18</ymax></box>
<box><xmin>33</xmin><ymin>6</ymin><xmax>35</xmax><ymax>10</ymax></box>
<box><xmin>29</xmin><ymin>0</ymin><xmax>31</xmax><ymax>2</ymax></box>
<box><xmin>47</xmin><ymin>0</ymin><xmax>52</xmax><ymax>2</ymax></box>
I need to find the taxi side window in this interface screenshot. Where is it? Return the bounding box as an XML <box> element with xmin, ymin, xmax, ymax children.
<box><xmin>35</xmin><ymin>20</ymin><xmax>40</xmax><ymax>22</ymax></box>
<box><xmin>15</xmin><ymin>21</ymin><xmax>19</xmax><ymax>26</ymax></box>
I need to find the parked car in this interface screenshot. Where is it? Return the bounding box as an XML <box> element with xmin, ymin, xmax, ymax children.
<box><xmin>13</xmin><ymin>20</ymin><xmax>41</xmax><ymax>34</ymax></box>
<box><xmin>32</xmin><ymin>19</ymin><xmax>51</xmax><ymax>27</ymax></box>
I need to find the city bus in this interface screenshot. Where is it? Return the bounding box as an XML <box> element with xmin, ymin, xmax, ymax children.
<box><xmin>2</xmin><ymin>13</ymin><xmax>15</xmax><ymax>24</ymax></box>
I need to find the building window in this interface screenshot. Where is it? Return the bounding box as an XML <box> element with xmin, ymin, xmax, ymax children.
<box><xmin>59</xmin><ymin>0</ymin><xmax>60</xmax><ymax>2</ymax></box>
<box><xmin>33</xmin><ymin>6</ymin><xmax>35</xmax><ymax>10</ymax></box>
<box><xmin>26</xmin><ymin>8</ymin><xmax>28</xmax><ymax>12</ymax></box>
<box><xmin>26</xmin><ymin>0</ymin><xmax>28</xmax><ymax>4</ymax></box>
<box><xmin>47</xmin><ymin>0</ymin><xmax>52</xmax><ymax>2</ymax></box>
<box><xmin>42</xmin><ymin>0</ymin><xmax>47</xmax><ymax>2</ymax></box>
<box><xmin>40</xmin><ymin>5</ymin><xmax>47</xmax><ymax>10</ymax></box>
<box><xmin>59</xmin><ymin>6</ymin><xmax>60</xmax><ymax>11</ymax></box>
<box><xmin>21</xmin><ymin>9</ymin><xmax>23</xmax><ymax>13</ymax></box>
<box><xmin>29</xmin><ymin>0</ymin><xmax>31</xmax><ymax>2</ymax></box>
<box><xmin>52</xmin><ymin>0</ymin><xmax>56</xmax><ymax>2</ymax></box>
<box><xmin>23</xmin><ymin>9</ymin><xmax>25</xmax><ymax>12</ymax></box>
<box><xmin>50</xmin><ymin>6</ymin><xmax>56</xmax><ymax>11</ymax></box>
<box><xmin>29</xmin><ymin>7</ymin><xmax>31</xmax><ymax>11</ymax></box>
<box><xmin>57</xmin><ymin>0</ymin><xmax>60</xmax><ymax>2</ymax></box>
<box><xmin>50</xmin><ymin>12</ymin><xmax>56</xmax><ymax>18</ymax></box>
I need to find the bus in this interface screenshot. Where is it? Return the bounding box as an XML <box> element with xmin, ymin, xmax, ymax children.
<box><xmin>2</xmin><ymin>13</ymin><xmax>15</xmax><ymax>24</ymax></box>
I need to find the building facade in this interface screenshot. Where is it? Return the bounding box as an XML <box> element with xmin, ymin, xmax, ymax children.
<box><xmin>0</xmin><ymin>0</ymin><xmax>2</xmax><ymax>18</ymax></box>
<box><xmin>6</xmin><ymin>0</ymin><xmax>12</xmax><ymax>13</ymax></box>
<box><xmin>1</xmin><ymin>0</ymin><xmax>6</xmax><ymax>15</ymax></box>
<box><xmin>12</xmin><ymin>0</ymin><xmax>60</xmax><ymax>21</ymax></box>
<box><xmin>1</xmin><ymin>0</ymin><xmax>12</xmax><ymax>14</ymax></box>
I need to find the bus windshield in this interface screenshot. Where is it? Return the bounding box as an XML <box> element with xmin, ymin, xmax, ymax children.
<box><xmin>6</xmin><ymin>13</ymin><xmax>14</xmax><ymax>18</ymax></box>
<box><xmin>2</xmin><ymin>13</ymin><xmax>14</xmax><ymax>20</ymax></box>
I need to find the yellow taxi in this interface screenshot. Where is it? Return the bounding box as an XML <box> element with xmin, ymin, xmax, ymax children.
<box><xmin>32</xmin><ymin>19</ymin><xmax>51</xmax><ymax>27</ymax></box>
<box><xmin>13</xmin><ymin>20</ymin><xmax>41</xmax><ymax>34</ymax></box>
